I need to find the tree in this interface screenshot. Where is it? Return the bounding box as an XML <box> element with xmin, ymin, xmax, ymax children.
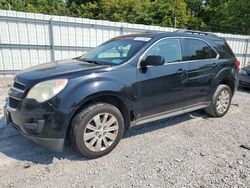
<box><xmin>185</xmin><ymin>0</ymin><xmax>204</xmax><ymax>16</ymax></box>
<box><xmin>221</xmin><ymin>0</ymin><xmax>250</xmax><ymax>34</ymax></box>
<box><xmin>0</xmin><ymin>0</ymin><xmax>26</xmax><ymax>11</ymax></box>
<box><xmin>198</xmin><ymin>0</ymin><xmax>250</xmax><ymax>34</ymax></box>
<box><xmin>0</xmin><ymin>0</ymin><xmax>249</xmax><ymax>35</ymax></box>
<box><xmin>66</xmin><ymin>0</ymin><xmax>97</xmax><ymax>5</ymax></box>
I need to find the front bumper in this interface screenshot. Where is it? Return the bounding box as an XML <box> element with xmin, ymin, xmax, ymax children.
<box><xmin>239</xmin><ymin>74</ymin><xmax>250</xmax><ymax>88</ymax></box>
<box><xmin>4</xmin><ymin>99</ymin><xmax>65</xmax><ymax>152</ymax></box>
<box><xmin>13</xmin><ymin>122</ymin><xmax>64</xmax><ymax>152</ymax></box>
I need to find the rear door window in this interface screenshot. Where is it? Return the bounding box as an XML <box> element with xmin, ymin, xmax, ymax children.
<box><xmin>183</xmin><ymin>39</ymin><xmax>217</xmax><ymax>61</ymax></box>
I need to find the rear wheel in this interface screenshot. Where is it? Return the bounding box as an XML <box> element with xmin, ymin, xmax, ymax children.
<box><xmin>205</xmin><ymin>84</ymin><xmax>232</xmax><ymax>117</ymax></box>
<box><xmin>72</xmin><ymin>103</ymin><xmax>124</xmax><ymax>158</ymax></box>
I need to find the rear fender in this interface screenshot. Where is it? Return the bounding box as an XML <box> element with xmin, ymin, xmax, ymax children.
<box><xmin>211</xmin><ymin>66</ymin><xmax>236</xmax><ymax>97</ymax></box>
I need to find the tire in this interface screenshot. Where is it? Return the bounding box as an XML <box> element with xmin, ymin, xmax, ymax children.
<box><xmin>71</xmin><ymin>103</ymin><xmax>124</xmax><ymax>158</ymax></box>
<box><xmin>205</xmin><ymin>84</ymin><xmax>232</xmax><ymax>117</ymax></box>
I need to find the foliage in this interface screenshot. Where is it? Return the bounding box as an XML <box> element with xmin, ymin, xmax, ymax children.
<box><xmin>0</xmin><ymin>0</ymin><xmax>249</xmax><ymax>35</ymax></box>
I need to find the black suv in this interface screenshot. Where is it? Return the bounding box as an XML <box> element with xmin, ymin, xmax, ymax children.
<box><xmin>4</xmin><ymin>30</ymin><xmax>239</xmax><ymax>158</ymax></box>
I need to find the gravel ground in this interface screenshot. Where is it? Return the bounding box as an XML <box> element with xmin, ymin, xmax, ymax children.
<box><xmin>0</xmin><ymin>77</ymin><xmax>13</xmax><ymax>129</ymax></box>
<box><xmin>0</xmin><ymin>77</ymin><xmax>250</xmax><ymax>188</ymax></box>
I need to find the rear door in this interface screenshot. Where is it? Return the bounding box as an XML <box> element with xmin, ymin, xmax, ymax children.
<box><xmin>135</xmin><ymin>38</ymin><xmax>189</xmax><ymax>118</ymax></box>
<box><xmin>182</xmin><ymin>38</ymin><xmax>219</xmax><ymax>105</ymax></box>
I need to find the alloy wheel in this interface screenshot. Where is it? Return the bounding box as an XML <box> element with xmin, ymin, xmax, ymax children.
<box><xmin>83</xmin><ymin>113</ymin><xmax>119</xmax><ymax>152</ymax></box>
<box><xmin>216</xmin><ymin>89</ymin><xmax>230</xmax><ymax>114</ymax></box>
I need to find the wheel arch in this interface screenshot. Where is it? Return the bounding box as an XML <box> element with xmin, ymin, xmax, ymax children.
<box><xmin>219</xmin><ymin>77</ymin><xmax>235</xmax><ymax>95</ymax></box>
<box><xmin>65</xmin><ymin>92</ymin><xmax>132</xmax><ymax>144</ymax></box>
<box><xmin>212</xmin><ymin>67</ymin><xmax>236</xmax><ymax>96</ymax></box>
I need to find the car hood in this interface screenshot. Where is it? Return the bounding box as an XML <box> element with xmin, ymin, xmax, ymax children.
<box><xmin>16</xmin><ymin>59</ymin><xmax>108</xmax><ymax>84</ymax></box>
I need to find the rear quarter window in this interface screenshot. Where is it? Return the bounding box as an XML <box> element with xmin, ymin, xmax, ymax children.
<box><xmin>212</xmin><ymin>39</ymin><xmax>235</xmax><ymax>59</ymax></box>
<box><xmin>183</xmin><ymin>38</ymin><xmax>218</xmax><ymax>61</ymax></box>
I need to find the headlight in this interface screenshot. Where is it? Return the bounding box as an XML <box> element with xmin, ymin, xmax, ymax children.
<box><xmin>26</xmin><ymin>79</ymin><xmax>68</xmax><ymax>103</ymax></box>
<box><xmin>240</xmin><ymin>69</ymin><xmax>247</xmax><ymax>75</ymax></box>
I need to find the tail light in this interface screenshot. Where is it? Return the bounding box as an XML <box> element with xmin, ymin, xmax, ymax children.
<box><xmin>234</xmin><ymin>60</ymin><xmax>240</xmax><ymax>71</ymax></box>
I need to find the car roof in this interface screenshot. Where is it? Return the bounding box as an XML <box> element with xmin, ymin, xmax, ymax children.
<box><xmin>119</xmin><ymin>30</ymin><xmax>222</xmax><ymax>41</ymax></box>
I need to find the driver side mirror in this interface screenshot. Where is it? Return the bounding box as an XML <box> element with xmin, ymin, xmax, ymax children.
<box><xmin>140</xmin><ymin>55</ymin><xmax>165</xmax><ymax>67</ymax></box>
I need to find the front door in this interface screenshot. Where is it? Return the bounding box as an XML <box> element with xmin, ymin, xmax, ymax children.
<box><xmin>134</xmin><ymin>38</ymin><xmax>189</xmax><ymax>118</ymax></box>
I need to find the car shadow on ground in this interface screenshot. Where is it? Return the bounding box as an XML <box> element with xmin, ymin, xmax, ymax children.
<box><xmin>0</xmin><ymin>116</ymin><xmax>84</xmax><ymax>165</ymax></box>
<box><xmin>124</xmin><ymin>110</ymin><xmax>209</xmax><ymax>138</ymax></box>
<box><xmin>0</xmin><ymin>111</ymin><xmax>209</xmax><ymax>165</ymax></box>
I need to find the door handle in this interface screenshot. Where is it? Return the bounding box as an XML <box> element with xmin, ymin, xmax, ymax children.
<box><xmin>176</xmin><ymin>68</ymin><xmax>185</xmax><ymax>74</ymax></box>
<box><xmin>212</xmin><ymin>63</ymin><xmax>217</xmax><ymax>67</ymax></box>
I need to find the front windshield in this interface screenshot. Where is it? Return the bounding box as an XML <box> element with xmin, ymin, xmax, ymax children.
<box><xmin>79</xmin><ymin>37</ymin><xmax>149</xmax><ymax>65</ymax></box>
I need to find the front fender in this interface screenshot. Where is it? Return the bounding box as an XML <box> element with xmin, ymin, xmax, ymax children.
<box><xmin>64</xmin><ymin>77</ymin><xmax>130</xmax><ymax>109</ymax></box>
<box><xmin>55</xmin><ymin>74</ymin><xmax>135</xmax><ymax>133</ymax></box>
<box><xmin>47</xmin><ymin>65</ymin><xmax>137</xmax><ymax>139</ymax></box>
<box><xmin>50</xmin><ymin>79</ymin><xmax>131</xmax><ymax>137</ymax></box>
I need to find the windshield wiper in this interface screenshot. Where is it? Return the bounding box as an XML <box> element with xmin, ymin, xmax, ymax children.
<box><xmin>80</xmin><ymin>58</ymin><xmax>101</xmax><ymax>65</ymax></box>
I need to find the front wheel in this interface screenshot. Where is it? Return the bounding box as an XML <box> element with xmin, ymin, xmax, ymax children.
<box><xmin>71</xmin><ymin>103</ymin><xmax>124</xmax><ymax>158</ymax></box>
<box><xmin>205</xmin><ymin>84</ymin><xmax>232</xmax><ymax>117</ymax></box>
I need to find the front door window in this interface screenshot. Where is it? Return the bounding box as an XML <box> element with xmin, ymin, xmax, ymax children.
<box><xmin>144</xmin><ymin>38</ymin><xmax>182</xmax><ymax>64</ymax></box>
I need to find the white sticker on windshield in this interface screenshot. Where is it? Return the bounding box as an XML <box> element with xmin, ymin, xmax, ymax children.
<box><xmin>133</xmin><ymin>37</ymin><xmax>151</xmax><ymax>41</ymax></box>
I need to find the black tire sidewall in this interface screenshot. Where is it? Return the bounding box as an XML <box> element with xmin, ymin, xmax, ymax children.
<box><xmin>73</xmin><ymin>103</ymin><xmax>124</xmax><ymax>158</ymax></box>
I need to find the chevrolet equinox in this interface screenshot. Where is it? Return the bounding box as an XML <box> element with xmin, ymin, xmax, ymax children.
<box><xmin>4</xmin><ymin>30</ymin><xmax>239</xmax><ymax>158</ymax></box>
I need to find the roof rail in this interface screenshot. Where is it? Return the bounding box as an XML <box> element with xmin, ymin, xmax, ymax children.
<box><xmin>175</xmin><ymin>29</ymin><xmax>217</xmax><ymax>37</ymax></box>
